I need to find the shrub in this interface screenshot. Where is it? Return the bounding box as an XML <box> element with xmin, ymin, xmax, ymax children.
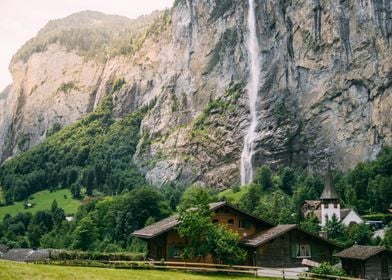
<box><xmin>311</xmin><ymin>262</ymin><xmax>346</xmax><ymax>276</ymax></box>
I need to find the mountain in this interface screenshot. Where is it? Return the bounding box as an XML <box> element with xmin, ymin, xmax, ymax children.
<box><xmin>0</xmin><ymin>0</ymin><xmax>391</xmax><ymax>190</ymax></box>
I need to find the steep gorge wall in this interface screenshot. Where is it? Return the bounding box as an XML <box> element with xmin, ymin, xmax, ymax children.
<box><xmin>0</xmin><ymin>0</ymin><xmax>391</xmax><ymax>189</ymax></box>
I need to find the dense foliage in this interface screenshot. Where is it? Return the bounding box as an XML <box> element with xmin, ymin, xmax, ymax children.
<box><xmin>178</xmin><ymin>191</ymin><xmax>246</xmax><ymax>264</ymax></box>
<box><xmin>0</xmin><ymin>83</ymin><xmax>146</xmax><ymax>204</ymax></box>
<box><xmin>236</xmin><ymin>147</ymin><xmax>392</xmax><ymax>221</ymax></box>
<box><xmin>14</xmin><ymin>10</ymin><xmax>172</xmax><ymax>63</ymax></box>
<box><xmin>233</xmin><ymin>148</ymin><xmax>392</xmax><ymax>247</ymax></box>
<box><xmin>0</xmin><ymin>187</ymin><xmax>171</xmax><ymax>251</ymax></box>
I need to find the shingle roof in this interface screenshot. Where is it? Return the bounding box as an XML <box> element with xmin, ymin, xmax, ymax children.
<box><xmin>131</xmin><ymin>215</ymin><xmax>180</xmax><ymax>238</ymax></box>
<box><xmin>340</xmin><ymin>209</ymin><xmax>351</xmax><ymax>220</ymax></box>
<box><xmin>242</xmin><ymin>224</ymin><xmax>340</xmax><ymax>248</ymax></box>
<box><xmin>241</xmin><ymin>224</ymin><xmax>296</xmax><ymax>247</ymax></box>
<box><xmin>335</xmin><ymin>245</ymin><xmax>392</xmax><ymax>260</ymax></box>
<box><xmin>320</xmin><ymin>170</ymin><xmax>339</xmax><ymax>200</ymax></box>
<box><xmin>131</xmin><ymin>201</ymin><xmax>273</xmax><ymax>239</ymax></box>
<box><xmin>304</xmin><ymin>200</ymin><xmax>321</xmax><ymax>208</ymax></box>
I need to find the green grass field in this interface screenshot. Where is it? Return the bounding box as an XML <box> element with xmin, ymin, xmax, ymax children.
<box><xmin>0</xmin><ymin>260</ymin><xmax>269</xmax><ymax>280</ymax></box>
<box><xmin>0</xmin><ymin>189</ymin><xmax>81</xmax><ymax>220</ymax></box>
<box><xmin>219</xmin><ymin>186</ymin><xmax>248</xmax><ymax>203</ymax></box>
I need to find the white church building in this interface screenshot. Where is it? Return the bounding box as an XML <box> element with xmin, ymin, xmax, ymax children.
<box><xmin>301</xmin><ymin>171</ymin><xmax>363</xmax><ymax>226</ymax></box>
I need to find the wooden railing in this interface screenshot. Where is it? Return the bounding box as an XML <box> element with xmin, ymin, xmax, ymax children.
<box><xmin>31</xmin><ymin>260</ymin><xmax>364</xmax><ymax>280</ymax></box>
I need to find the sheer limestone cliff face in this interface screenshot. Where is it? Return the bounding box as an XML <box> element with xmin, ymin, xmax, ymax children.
<box><xmin>0</xmin><ymin>0</ymin><xmax>391</xmax><ymax>188</ymax></box>
<box><xmin>1</xmin><ymin>45</ymin><xmax>105</xmax><ymax>160</ymax></box>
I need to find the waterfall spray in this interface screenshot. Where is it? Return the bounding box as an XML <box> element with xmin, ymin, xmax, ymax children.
<box><xmin>240</xmin><ymin>0</ymin><xmax>261</xmax><ymax>185</ymax></box>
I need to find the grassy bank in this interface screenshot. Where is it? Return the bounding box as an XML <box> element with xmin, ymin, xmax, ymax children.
<box><xmin>0</xmin><ymin>260</ymin><xmax>268</xmax><ymax>280</ymax></box>
<box><xmin>0</xmin><ymin>189</ymin><xmax>81</xmax><ymax>220</ymax></box>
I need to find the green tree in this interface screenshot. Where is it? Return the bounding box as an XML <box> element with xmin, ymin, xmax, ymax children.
<box><xmin>178</xmin><ymin>201</ymin><xmax>213</xmax><ymax>260</ymax></box>
<box><xmin>323</xmin><ymin>214</ymin><xmax>347</xmax><ymax>243</ymax></box>
<box><xmin>279</xmin><ymin>167</ymin><xmax>295</xmax><ymax>195</ymax></box>
<box><xmin>178</xmin><ymin>202</ymin><xmax>246</xmax><ymax>264</ymax></box>
<box><xmin>209</xmin><ymin>224</ymin><xmax>246</xmax><ymax>264</ymax></box>
<box><xmin>254</xmin><ymin>165</ymin><xmax>273</xmax><ymax>190</ymax></box>
<box><xmin>178</xmin><ymin>185</ymin><xmax>216</xmax><ymax>210</ymax></box>
<box><xmin>72</xmin><ymin>216</ymin><xmax>98</xmax><ymax>250</ymax></box>
<box><xmin>70</xmin><ymin>183</ymin><xmax>81</xmax><ymax>199</ymax></box>
<box><xmin>50</xmin><ymin>199</ymin><xmax>58</xmax><ymax>213</ymax></box>
<box><xmin>383</xmin><ymin>226</ymin><xmax>392</xmax><ymax>249</ymax></box>
<box><xmin>300</xmin><ymin>212</ymin><xmax>321</xmax><ymax>234</ymax></box>
<box><xmin>239</xmin><ymin>183</ymin><xmax>263</xmax><ymax>213</ymax></box>
<box><xmin>347</xmin><ymin>223</ymin><xmax>373</xmax><ymax>246</ymax></box>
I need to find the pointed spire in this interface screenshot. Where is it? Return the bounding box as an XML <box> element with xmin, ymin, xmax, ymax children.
<box><xmin>320</xmin><ymin>167</ymin><xmax>339</xmax><ymax>200</ymax></box>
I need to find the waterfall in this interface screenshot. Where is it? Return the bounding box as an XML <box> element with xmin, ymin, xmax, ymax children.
<box><xmin>240</xmin><ymin>0</ymin><xmax>261</xmax><ymax>185</ymax></box>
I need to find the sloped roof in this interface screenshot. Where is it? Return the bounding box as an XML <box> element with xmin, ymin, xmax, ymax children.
<box><xmin>241</xmin><ymin>224</ymin><xmax>340</xmax><ymax>248</ymax></box>
<box><xmin>132</xmin><ymin>215</ymin><xmax>180</xmax><ymax>239</ymax></box>
<box><xmin>335</xmin><ymin>245</ymin><xmax>392</xmax><ymax>260</ymax></box>
<box><xmin>131</xmin><ymin>201</ymin><xmax>273</xmax><ymax>239</ymax></box>
<box><xmin>304</xmin><ymin>200</ymin><xmax>321</xmax><ymax>208</ymax></box>
<box><xmin>320</xmin><ymin>169</ymin><xmax>339</xmax><ymax>200</ymax></box>
<box><xmin>340</xmin><ymin>209</ymin><xmax>351</xmax><ymax>220</ymax></box>
<box><xmin>241</xmin><ymin>224</ymin><xmax>296</xmax><ymax>247</ymax></box>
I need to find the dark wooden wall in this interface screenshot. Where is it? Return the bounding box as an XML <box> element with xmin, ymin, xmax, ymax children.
<box><xmin>255</xmin><ymin>229</ymin><xmax>333</xmax><ymax>268</ymax></box>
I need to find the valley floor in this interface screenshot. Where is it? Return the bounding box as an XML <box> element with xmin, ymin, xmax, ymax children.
<box><xmin>0</xmin><ymin>260</ymin><xmax>271</xmax><ymax>280</ymax></box>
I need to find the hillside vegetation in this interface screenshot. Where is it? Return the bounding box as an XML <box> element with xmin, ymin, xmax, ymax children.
<box><xmin>13</xmin><ymin>10</ymin><xmax>171</xmax><ymax>62</ymax></box>
<box><xmin>0</xmin><ymin>80</ymin><xmax>148</xmax><ymax>205</ymax></box>
<box><xmin>0</xmin><ymin>189</ymin><xmax>80</xmax><ymax>220</ymax></box>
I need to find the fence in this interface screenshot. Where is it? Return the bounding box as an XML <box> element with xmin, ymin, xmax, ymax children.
<box><xmin>31</xmin><ymin>260</ymin><xmax>364</xmax><ymax>280</ymax></box>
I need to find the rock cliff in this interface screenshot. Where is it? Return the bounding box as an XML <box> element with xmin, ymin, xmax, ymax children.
<box><xmin>0</xmin><ymin>1</ymin><xmax>391</xmax><ymax>188</ymax></box>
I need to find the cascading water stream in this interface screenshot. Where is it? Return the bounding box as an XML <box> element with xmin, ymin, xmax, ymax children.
<box><xmin>240</xmin><ymin>0</ymin><xmax>261</xmax><ymax>185</ymax></box>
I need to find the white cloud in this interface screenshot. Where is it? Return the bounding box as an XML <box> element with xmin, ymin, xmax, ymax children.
<box><xmin>0</xmin><ymin>0</ymin><xmax>174</xmax><ymax>90</ymax></box>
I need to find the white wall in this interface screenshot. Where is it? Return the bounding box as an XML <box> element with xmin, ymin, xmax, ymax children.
<box><xmin>342</xmin><ymin>210</ymin><xmax>363</xmax><ymax>226</ymax></box>
<box><xmin>321</xmin><ymin>203</ymin><xmax>341</xmax><ymax>226</ymax></box>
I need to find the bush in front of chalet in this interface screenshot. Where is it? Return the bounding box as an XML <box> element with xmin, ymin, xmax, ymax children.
<box><xmin>209</xmin><ymin>224</ymin><xmax>246</xmax><ymax>265</ymax></box>
<box><xmin>311</xmin><ymin>262</ymin><xmax>346</xmax><ymax>276</ymax></box>
<box><xmin>178</xmin><ymin>201</ymin><xmax>246</xmax><ymax>265</ymax></box>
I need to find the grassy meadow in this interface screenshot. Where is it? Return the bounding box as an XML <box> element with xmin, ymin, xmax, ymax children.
<box><xmin>218</xmin><ymin>186</ymin><xmax>248</xmax><ymax>203</ymax></box>
<box><xmin>0</xmin><ymin>260</ymin><xmax>269</xmax><ymax>280</ymax></box>
<box><xmin>0</xmin><ymin>189</ymin><xmax>81</xmax><ymax>220</ymax></box>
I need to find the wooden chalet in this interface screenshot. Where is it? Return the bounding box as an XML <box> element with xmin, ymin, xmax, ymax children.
<box><xmin>241</xmin><ymin>224</ymin><xmax>338</xmax><ymax>267</ymax></box>
<box><xmin>335</xmin><ymin>245</ymin><xmax>392</xmax><ymax>279</ymax></box>
<box><xmin>132</xmin><ymin>201</ymin><xmax>339</xmax><ymax>267</ymax></box>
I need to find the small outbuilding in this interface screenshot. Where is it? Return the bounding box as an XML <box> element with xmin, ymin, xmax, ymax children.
<box><xmin>335</xmin><ymin>245</ymin><xmax>392</xmax><ymax>279</ymax></box>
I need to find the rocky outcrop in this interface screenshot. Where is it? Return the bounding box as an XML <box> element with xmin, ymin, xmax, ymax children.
<box><xmin>0</xmin><ymin>0</ymin><xmax>391</xmax><ymax>188</ymax></box>
<box><xmin>1</xmin><ymin>45</ymin><xmax>105</xmax><ymax>160</ymax></box>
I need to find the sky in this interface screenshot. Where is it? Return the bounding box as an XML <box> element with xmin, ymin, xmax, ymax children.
<box><xmin>0</xmin><ymin>0</ymin><xmax>174</xmax><ymax>91</ymax></box>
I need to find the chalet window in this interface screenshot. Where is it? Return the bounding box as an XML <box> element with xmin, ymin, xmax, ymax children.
<box><xmin>227</xmin><ymin>219</ymin><xmax>234</xmax><ymax>225</ymax></box>
<box><xmin>295</xmin><ymin>244</ymin><xmax>311</xmax><ymax>258</ymax></box>
<box><xmin>239</xmin><ymin>219</ymin><xmax>251</xmax><ymax>229</ymax></box>
<box><xmin>324</xmin><ymin>204</ymin><xmax>329</xmax><ymax>209</ymax></box>
<box><xmin>334</xmin><ymin>203</ymin><xmax>338</xmax><ymax>208</ymax></box>
<box><xmin>212</xmin><ymin>219</ymin><xmax>219</xmax><ymax>224</ymax></box>
<box><xmin>168</xmin><ymin>245</ymin><xmax>184</xmax><ymax>258</ymax></box>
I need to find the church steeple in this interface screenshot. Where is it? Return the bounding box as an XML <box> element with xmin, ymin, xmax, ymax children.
<box><xmin>320</xmin><ymin>169</ymin><xmax>339</xmax><ymax>201</ymax></box>
<box><xmin>320</xmin><ymin>168</ymin><xmax>341</xmax><ymax>226</ymax></box>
